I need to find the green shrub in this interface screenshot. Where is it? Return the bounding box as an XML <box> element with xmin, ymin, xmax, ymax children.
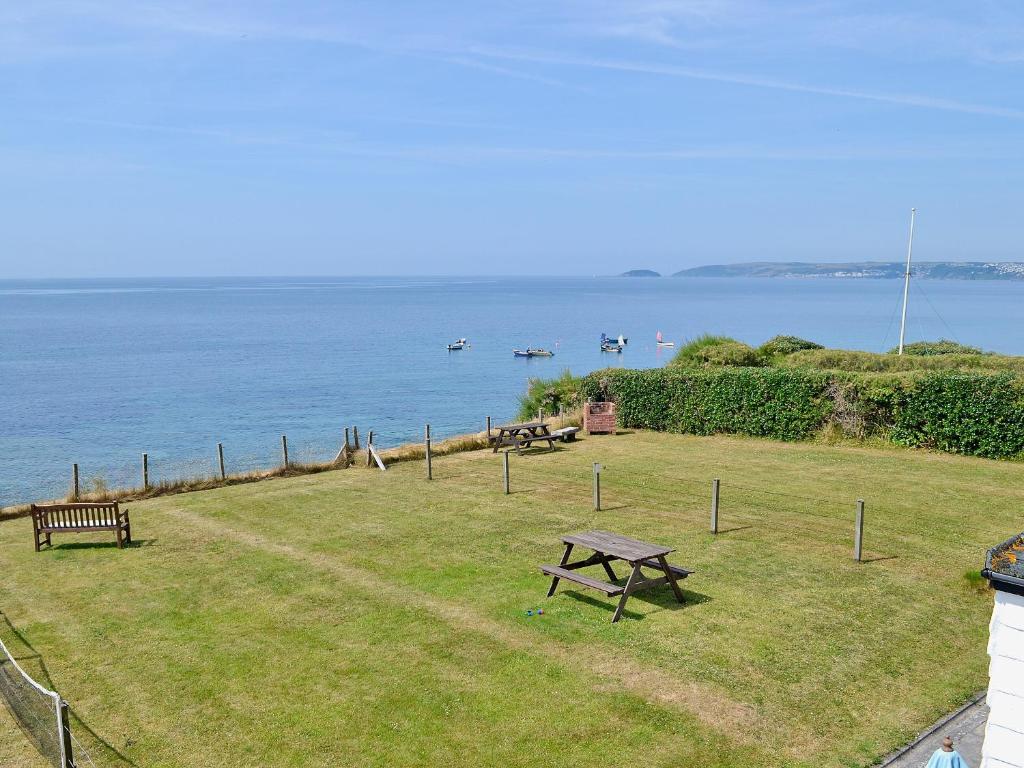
<box><xmin>780</xmin><ymin>349</ymin><xmax>1024</xmax><ymax>374</ymax></box>
<box><xmin>530</xmin><ymin>333</ymin><xmax>1024</xmax><ymax>459</ymax></box>
<box><xmin>826</xmin><ymin>372</ymin><xmax>915</xmax><ymax>438</ymax></box>
<box><xmin>758</xmin><ymin>335</ymin><xmax>823</xmax><ymax>357</ymax></box>
<box><xmin>670</xmin><ymin>335</ymin><xmax>741</xmax><ymax>368</ymax></box>
<box><xmin>891</xmin><ymin>372</ymin><xmax>1024</xmax><ymax>458</ymax></box>
<box><xmin>517</xmin><ymin>370</ymin><xmax>584</xmax><ymax>421</ymax></box>
<box><xmin>697</xmin><ymin>341</ymin><xmax>764</xmax><ymax>368</ymax></box>
<box><xmin>890</xmin><ymin>340</ymin><xmax>983</xmax><ymax>356</ymax></box>
<box><xmin>582</xmin><ymin>367</ymin><xmax>829</xmax><ymax>440</ymax></box>
<box><xmin>573</xmin><ymin>366</ymin><xmax>1024</xmax><ymax>459</ymax></box>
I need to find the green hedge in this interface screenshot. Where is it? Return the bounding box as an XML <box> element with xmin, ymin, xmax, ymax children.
<box><xmin>890</xmin><ymin>373</ymin><xmax>1024</xmax><ymax>457</ymax></box>
<box><xmin>580</xmin><ymin>368</ymin><xmax>830</xmax><ymax>440</ymax></box>
<box><xmin>570</xmin><ymin>367</ymin><xmax>1024</xmax><ymax>459</ymax></box>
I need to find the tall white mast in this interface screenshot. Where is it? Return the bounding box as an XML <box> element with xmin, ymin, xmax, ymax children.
<box><xmin>897</xmin><ymin>207</ymin><xmax>917</xmax><ymax>355</ymax></box>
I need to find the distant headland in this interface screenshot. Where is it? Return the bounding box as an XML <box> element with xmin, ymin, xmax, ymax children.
<box><xmin>618</xmin><ymin>269</ymin><xmax>661</xmax><ymax>277</ymax></box>
<box><xmin>671</xmin><ymin>261</ymin><xmax>1024</xmax><ymax>280</ymax></box>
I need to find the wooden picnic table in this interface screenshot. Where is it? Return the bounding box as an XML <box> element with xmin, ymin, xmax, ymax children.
<box><xmin>540</xmin><ymin>530</ymin><xmax>692</xmax><ymax>622</ymax></box>
<box><xmin>491</xmin><ymin>420</ymin><xmax>557</xmax><ymax>454</ymax></box>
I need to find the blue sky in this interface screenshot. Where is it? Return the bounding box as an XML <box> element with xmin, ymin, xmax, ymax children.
<box><xmin>3</xmin><ymin>1</ymin><xmax>1024</xmax><ymax>277</ymax></box>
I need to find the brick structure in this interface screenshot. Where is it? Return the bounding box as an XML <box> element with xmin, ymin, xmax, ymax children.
<box><xmin>584</xmin><ymin>401</ymin><xmax>617</xmax><ymax>435</ymax></box>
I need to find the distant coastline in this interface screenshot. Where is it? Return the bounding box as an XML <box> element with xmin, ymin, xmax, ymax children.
<box><xmin>670</xmin><ymin>261</ymin><xmax>1024</xmax><ymax>280</ymax></box>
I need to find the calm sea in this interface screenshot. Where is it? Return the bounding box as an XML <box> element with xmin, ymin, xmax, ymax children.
<box><xmin>4</xmin><ymin>275</ymin><xmax>1024</xmax><ymax>504</ymax></box>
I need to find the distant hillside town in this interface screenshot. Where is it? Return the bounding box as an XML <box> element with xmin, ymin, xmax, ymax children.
<box><xmin>621</xmin><ymin>262</ymin><xmax>1024</xmax><ymax>280</ymax></box>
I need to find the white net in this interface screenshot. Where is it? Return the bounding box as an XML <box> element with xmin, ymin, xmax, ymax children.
<box><xmin>0</xmin><ymin>635</ymin><xmax>95</xmax><ymax>767</ymax></box>
<box><xmin>0</xmin><ymin>635</ymin><xmax>63</xmax><ymax>765</ymax></box>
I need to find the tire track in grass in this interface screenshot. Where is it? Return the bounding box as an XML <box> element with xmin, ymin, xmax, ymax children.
<box><xmin>164</xmin><ymin>504</ymin><xmax>820</xmax><ymax>760</ymax></box>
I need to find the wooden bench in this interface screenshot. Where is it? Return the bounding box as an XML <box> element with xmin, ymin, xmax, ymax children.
<box><xmin>551</xmin><ymin>426</ymin><xmax>580</xmax><ymax>442</ymax></box>
<box><xmin>31</xmin><ymin>502</ymin><xmax>132</xmax><ymax>551</ymax></box>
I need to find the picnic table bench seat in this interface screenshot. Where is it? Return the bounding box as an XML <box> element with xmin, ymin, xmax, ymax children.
<box><xmin>31</xmin><ymin>502</ymin><xmax>132</xmax><ymax>551</ymax></box>
<box><xmin>516</xmin><ymin>433</ymin><xmax>559</xmax><ymax>448</ymax></box>
<box><xmin>638</xmin><ymin>558</ymin><xmax>692</xmax><ymax>578</ymax></box>
<box><xmin>550</xmin><ymin>426</ymin><xmax>580</xmax><ymax>442</ymax></box>
<box><xmin>540</xmin><ymin>565</ymin><xmax>625</xmax><ymax>595</ymax></box>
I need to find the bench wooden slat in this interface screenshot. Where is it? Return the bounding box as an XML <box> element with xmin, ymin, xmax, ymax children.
<box><xmin>638</xmin><ymin>558</ymin><xmax>693</xmax><ymax>578</ymax></box>
<box><xmin>540</xmin><ymin>565</ymin><xmax>624</xmax><ymax>595</ymax></box>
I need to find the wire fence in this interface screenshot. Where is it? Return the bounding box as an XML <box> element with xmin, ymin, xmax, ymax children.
<box><xmin>42</xmin><ymin>421</ymin><xmax>1001</xmax><ymax>566</ymax></box>
<box><xmin>498</xmin><ymin>452</ymin><xmax>1002</xmax><ymax>563</ymax></box>
<box><xmin>7</xmin><ymin>432</ymin><xmax>358</xmax><ymax>510</ymax></box>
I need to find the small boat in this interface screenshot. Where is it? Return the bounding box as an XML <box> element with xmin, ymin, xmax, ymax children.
<box><xmin>601</xmin><ymin>333</ymin><xmax>628</xmax><ymax>345</ymax></box>
<box><xmin>447</xmin><ymin>338</ymin><xmax>468</xmax><ymax>351</ymax></box>
<box><xmin>513</xmin><ymin>348</ymin><xmax>554</xmax><ymax>358</ymax></box>
<box><xmin>600</xmin><ymin>334</ymin><xmax>624</xmax><ymax>352</ymax></box>
<box><xmin>656</xmin><ymin>330</ymin><xmax>675</xmax><ymax>348</ymax></box>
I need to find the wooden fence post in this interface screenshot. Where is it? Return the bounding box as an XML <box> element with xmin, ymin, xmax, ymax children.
<box><xmin>281</xmin><ymin>435</ymin><xmax>289</xmax><ymax>468</ymax></box>
<box><xmin>72</xmin><ymin>464</ymin><xmax>79</xmax><ymax>501</ymax></box>
<box><xmin>854</xmin><ymin>499</ymin><xmax>865</xmax><ymax>562</ymax></box>
<box><xmin>503</xmin><ymin>452</ymin><xmax>510</xmax><ymax>494</ymax></box>
<box><xmin>486</xmin><ymin>416</ymin><xmax>491</xmax><ymax>441</ymax></box>
<box><xmin>142</xmin><ymin>453</ymin><xmax>149</xmax><ymax>490</ymax></box>
<box><xmin>711</xmin><ymin>478</ymin><xmax>720</xmax><ymax>534</ymax></box>
<box><xmin>593</xmin><ymin>463</ymin><xmax>602</xmax><ymax>511</ymax></box>
<box><xmin>366</xmin><ymin>431</ymin><xmax>374</xmax><ymax>467</ymax></box>
<box><xmin>58</xmin><ymin>699</ymin><xmax>74</xmax><ymax>768</ymax></box>
<box><xmin>344</xmin><ymin>428</ymin><xmax>350</xmax><ymax>451</ymax></box>
<box><xmin>425</xmin><ymin>424</ymin><xmax>432</xmax><ymax>480</ymax></box>
<box><xmin>217</xmin><ymin>443</ymin><xmax>226</xmax><ymax>480</ymax></box>
<box><xmin>353</xmin><ymin>426</ymin><xmax>360</xmax><ymax>450</ymax></box>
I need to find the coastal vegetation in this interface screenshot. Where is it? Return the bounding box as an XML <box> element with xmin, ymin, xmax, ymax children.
<box><xmin>889</xmin><ymin>340</ymin><xmax>982</xmax><ymax>356</ymax></box>
<box><xmin>0</xmin><ymin>432</ymin><xmax>495</xmax><ymax>520</ymax></box>
<box><xmin>518</xmin><ymin>369</ymin><xmax>587</xmax><ymax>422</ymax></box>
<box><xmin>0</xmin><ymin>431</ymin><xmax>1011</xmax><ymax>767</ymax></box>
<box><xmin>522</xmin><ymin>337</ymin><xmax>1024</xmax><ymax>459</ymax></box>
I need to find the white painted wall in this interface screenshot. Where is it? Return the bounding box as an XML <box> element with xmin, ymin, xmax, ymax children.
<box><xmin>982</xmin><ymin>589</ymin><xmax>1024</xmax><ymax>768</ymax></box>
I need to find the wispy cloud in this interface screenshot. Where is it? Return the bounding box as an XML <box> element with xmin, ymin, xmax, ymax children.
<box><xmin>436</xmin><ymin>56</ymin><xmax>579</xmax><ymax>90</ymax></box>
<box><xmin>469</xmin><ymin>47</ymin><xmax>1024</xmax><ymax>119</ymax></box>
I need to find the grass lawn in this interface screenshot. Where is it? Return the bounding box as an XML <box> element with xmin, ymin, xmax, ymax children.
<box><xmin>1</xmin><ymin>431</ymin><xmax>1020</xmax><ymax>767</ymax></box>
